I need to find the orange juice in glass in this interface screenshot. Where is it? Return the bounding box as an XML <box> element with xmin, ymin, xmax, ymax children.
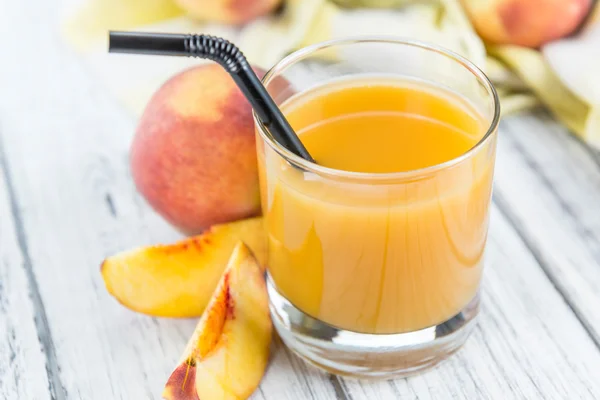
<box><xmin>255</xmin><ymin>39</ymin><xmax>500</xmax><ymax>378</ymax></box>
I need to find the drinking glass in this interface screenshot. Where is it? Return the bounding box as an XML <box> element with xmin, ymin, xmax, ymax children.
<box><xmin>254</xmin><ymin>38</ymin><xmax>500</xmax><ymax>379</ymax></box>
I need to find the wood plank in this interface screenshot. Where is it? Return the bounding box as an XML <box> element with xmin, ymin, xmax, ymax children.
<box><xmin>337</xmin><ymin>206</ymin><xmax>600</xmax><ymax>400</ymax></box>
<box><xmin>495</xmin><ymin>113</ymin><xmax>600</xmax><ymax>344</ymax></box>
<box><xmin>0</xmin><ymin>2</ymin><xmax>339</xmax><ymax>399</ymax></box>
<box><xmin>0</xmin><ymin>143</ymin><xmax>54</xmax><ymax>399</ymax></box>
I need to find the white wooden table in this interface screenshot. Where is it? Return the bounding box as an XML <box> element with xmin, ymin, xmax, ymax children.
<box><xmin>2</xmin><ymin>2</ymin><xmax>600</xmax><ymax>400</ymax></box>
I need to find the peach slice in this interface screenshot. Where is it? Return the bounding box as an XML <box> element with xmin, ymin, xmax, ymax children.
<box><xmin>163</xmin><ymin>242</ymin><xmax>272</xmax><ymax>400</ymax></box>
<box><xmin>101</xmin><ymin>217</ymin><xmax>266</xmax><ymax>318</ymax></box>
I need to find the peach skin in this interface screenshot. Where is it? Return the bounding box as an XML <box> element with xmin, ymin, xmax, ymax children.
<box><xmin>173</xmin><ymin>0</ymin><xmax>282</xmax><ymax>24</ymax></box>
<box><xmin>130</xmin><ymin>64</ymin><xmax>265</xmax><ymax>235</ymax></box>
<box><xmin>461</xmin><ymin>0</ymin><xmax>593</xmax><ymax>47</ymax></box>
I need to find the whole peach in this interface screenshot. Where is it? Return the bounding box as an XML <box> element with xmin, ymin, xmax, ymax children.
<box><xmin>131</xmin><ymin>64</ymin><xmax>266</xmax><ymax>235</ymax></box>
<box><xmin>461</xmin><ymin>0</ymin><xmax>593</xmax><ymax>47</ymax></box>
<box><xmin>174</xmin><ymin>0</ymin><xmax>282</xmax><ymax>24</ymax></box>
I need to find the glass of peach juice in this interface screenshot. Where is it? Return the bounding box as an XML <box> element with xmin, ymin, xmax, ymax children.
<box><xmin>254</xmin><ymin>38</ymin><xmax>500</xmax><ymax>379</ymax></box>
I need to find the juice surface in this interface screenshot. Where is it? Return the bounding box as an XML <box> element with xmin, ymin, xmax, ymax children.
<box><xmin>259</xmin><ymin>77</ymin><xmax>495</xmax><ymax>334</ymax></box>
<box><xmin>288</xmin><ymin>79</ymin><xmax>482</xmax><ymax>173</ymax></box>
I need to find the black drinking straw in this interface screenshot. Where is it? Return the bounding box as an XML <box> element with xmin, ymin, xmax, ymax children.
<box><xmin>108</xmin><ymin>31</ymin><xmax>315</xmax><ymax>163</ymax></box>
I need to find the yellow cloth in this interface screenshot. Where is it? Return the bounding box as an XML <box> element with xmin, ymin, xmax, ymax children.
<box><xmin>62</xmin><ymin>0</ymin><xmax>600</xmax><ymax>147</ymax></box>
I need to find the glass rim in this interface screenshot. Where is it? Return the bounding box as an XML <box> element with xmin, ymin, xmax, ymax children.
<box><xmin>253</xmin><ymin>36</ymin><xmax>501</xmax><ymax>182</ymax></box>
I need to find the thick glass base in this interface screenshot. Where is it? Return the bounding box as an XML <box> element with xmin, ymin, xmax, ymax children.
<box><xmin>268</xmin><ymin>276</ymin><xmax>479</xmax><ymax>379</ymax></box>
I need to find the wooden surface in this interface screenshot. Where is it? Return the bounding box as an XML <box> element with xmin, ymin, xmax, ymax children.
<box><xmin>2</xmin><ymin>2</ymin><xmax>600</xmax><ymax>400</ymax></box>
